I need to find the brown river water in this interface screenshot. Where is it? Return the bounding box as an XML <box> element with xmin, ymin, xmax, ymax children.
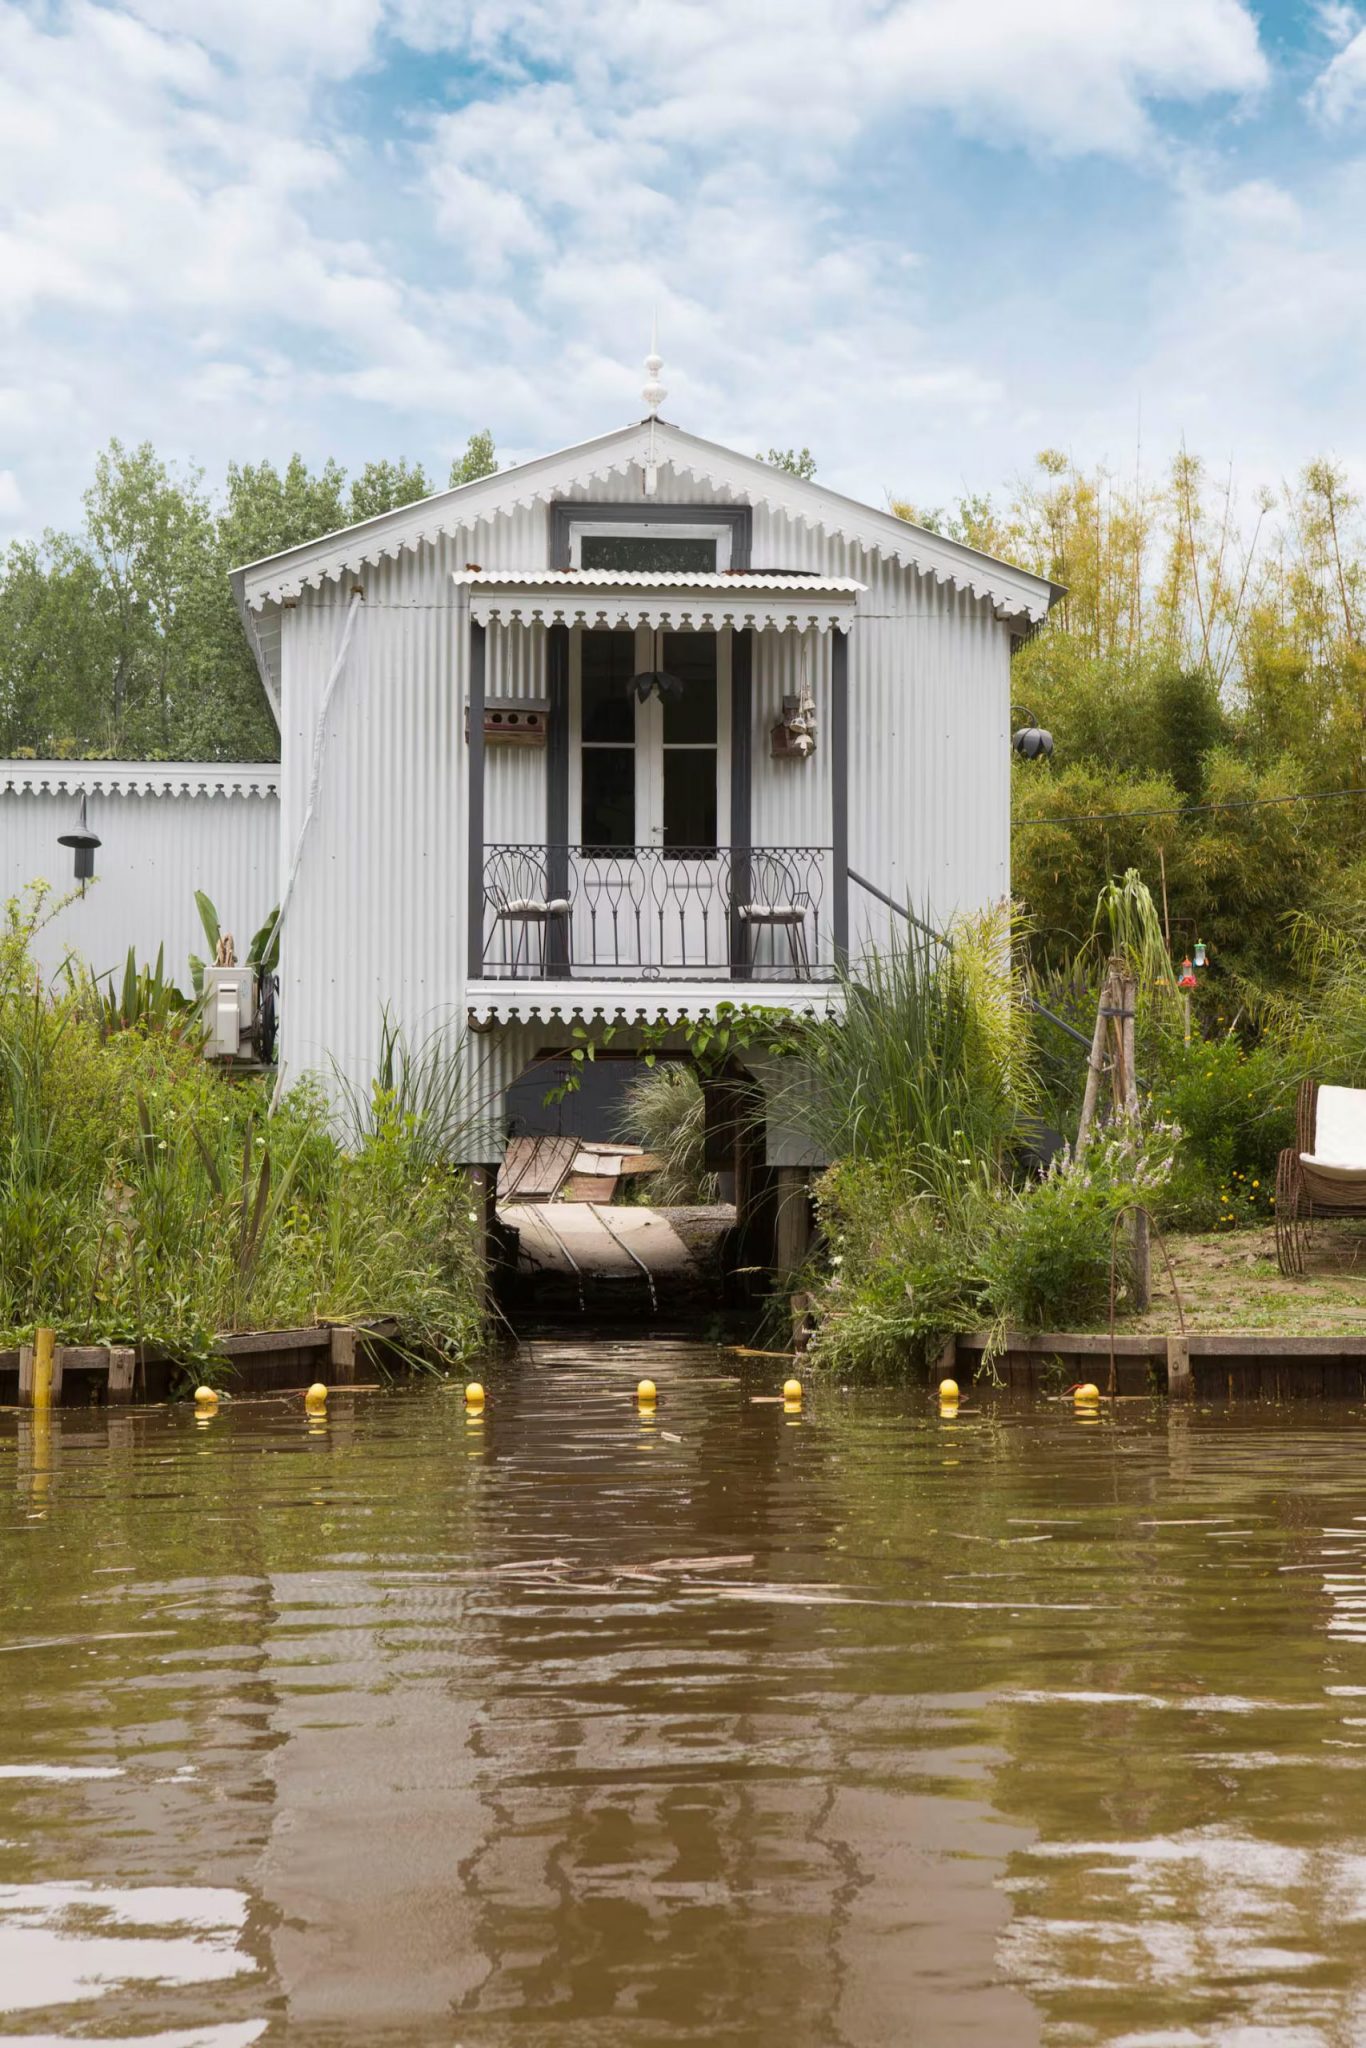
<box><xmin>3</xmin><ymin>1335</ymin><xmax>1366</xmax><ymax>2046</ymax></box>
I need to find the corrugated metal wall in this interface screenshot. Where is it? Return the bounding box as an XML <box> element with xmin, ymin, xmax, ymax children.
<box><xmin>267</xmin><ymin>457</ymin><xmax>1012</xmax><ymax>1158</ymax></box>
<box><xmin>0</xmin><ymin>764</ymin><xmax>279</xmax><ymax>986</ymax></box>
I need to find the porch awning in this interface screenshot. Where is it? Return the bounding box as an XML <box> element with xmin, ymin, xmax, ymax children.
<box><xmin>452</xmin><ymin>568</ymin><xmax>864</xmax><ymax>636</ymax></box>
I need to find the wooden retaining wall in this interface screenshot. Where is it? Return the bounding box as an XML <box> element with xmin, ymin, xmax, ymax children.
<box><xmin>953</xmin><ymin>1330</ymin><xmax>1366</xmax><ymax>1400</ymax></box>
<box><xmin>0</xmin><ymin>1321</ymin><xmax>397</xmax><ymax>1407</ymax></box>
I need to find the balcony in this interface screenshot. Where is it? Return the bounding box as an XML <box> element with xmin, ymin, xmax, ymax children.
<box><xmin>480</xmin><ymin>845</ymin><xmax>835</xmax><ymax>982</ymax></box>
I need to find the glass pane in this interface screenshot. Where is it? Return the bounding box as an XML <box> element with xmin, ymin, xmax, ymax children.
<box><xmin>580</xmin><ymin>630</ymin><xmax>635</xmax><ymax>742</ymax></box>
<box><xmin>580</xmin><ymin>535</ymin><xmax>718</xmax><ymax>573</ymax></box>
<box><xmin>663</xmin><ymin>750</ymin><xmax>717</xmax><ymax>853</ymax></box>
<box><xmin>662</xmin><ymin>634</ymin><xmax>717</xmax><ymax>743</ymax></box>
<box><xmin>582</xmin><ymin>749</ymin><xmax>635</xmax><ymax>850</ymax></box>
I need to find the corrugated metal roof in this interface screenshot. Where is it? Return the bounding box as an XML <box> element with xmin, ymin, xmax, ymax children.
<box><xmin>453</xmin><ymin>569</ymin><xmax>865</xmax><ymax>595</ymax></box>
<box><xmin>233</xmin><ymin>419</ymin><xmax>1055</xmax><ymax>623</ymax></box>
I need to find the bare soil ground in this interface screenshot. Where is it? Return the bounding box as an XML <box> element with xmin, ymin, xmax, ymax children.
<box><xmin>1107</xmin><ymin>1220</ymin><xmax>1366</xmax><ymax>1336</ymax></box>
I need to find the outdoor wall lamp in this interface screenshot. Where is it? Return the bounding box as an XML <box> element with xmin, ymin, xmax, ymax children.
<box><xmin>1012</xmin><ymin>725</ymin><xmax>1054</xmax><ymax>760</ymax></box>
<box><xmin>58</xmin><ymin>792</ymin><xmax>100</xmax><ymax>894</ymax></box>
<box><xmin>629</xmin><ymin>625</ymin><xmax>684</xmax><ymax>702</ymax></box>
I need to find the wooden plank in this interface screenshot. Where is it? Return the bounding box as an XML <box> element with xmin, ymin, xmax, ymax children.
<box><xmin>958</xmin><ymin>1328</ymin><xmax>1366</xmax><ymax>1363</ymax></box>
<box><xmin>107</xmin><ymin>1346</ymin><xmax>135</xmax><ymax>1404</ymax></box>
<box><xmin>18</xmin><ymin>1343</ymin><xmax>34</xmax><ymax>1408</ymax></box>
<box><xmin>56</xmin><ymin>1346</ymin><xmax>113</xmax><ymax>1372</ymax></box>
<box><xmin>1167</xmin><ymin>1333</ymin><xmax>1192</xmax><ymax>1401</ymax></box>
<box><xmin>563</xmin><ymin>1173</ymin><xmax>619</xmax><ymax>1203</ymax></box>
<box><xmin>501</xmin><ymin>1134</ymin><xmax>577</xmax><ymax>1202</ymax></box>
<box><xmin>329</xmin><ymin>1326</ymin><xmax>357</xmax><ymax>1386</ymax></box>
<box><xmin>214</xmin><ymin>1327</ymin><xmax>332</xmax><ymax>1358</ymax></box>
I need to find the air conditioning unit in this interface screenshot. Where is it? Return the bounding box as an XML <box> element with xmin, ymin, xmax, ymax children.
<box><xmin>203</xmin><ymin>965</ymin><xmax>278</xmax><ymax>1066</ymax></box>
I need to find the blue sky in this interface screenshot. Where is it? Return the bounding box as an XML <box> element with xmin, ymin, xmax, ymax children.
<box><xmin>3</xmin><ymin>1</ymin><xmax>1366</xmax><ymax>537</ymax></box>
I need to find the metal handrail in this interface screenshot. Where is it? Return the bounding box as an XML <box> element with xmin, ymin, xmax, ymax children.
<box><xmin>482</xmin><ymin>844</ymin><xmax>834</xmax><ymax>980</ymax></box>
<box><xmin>847</xmin><ymin>868</ymin><xmax>1093</xmax><ymax>1053</ymax></box>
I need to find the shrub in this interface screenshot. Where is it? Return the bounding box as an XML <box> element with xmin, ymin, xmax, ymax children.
<box><xmin>1147</xmin><ymin>1030</ymin><xmax>1293</xmax><ymax>1230</ymax></box>
<box><xmin>617</xmin><ymin>1062</ymin><xmax>717</xmax><ymax>1204</ymax></box>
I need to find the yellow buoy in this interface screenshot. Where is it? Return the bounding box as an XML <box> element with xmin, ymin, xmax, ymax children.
<box><xmin>1074</xmin><ymin>1382</ymin><xmax>1100</xmax><ymax>1405</ymax></box>
<box><xmin>194</xmin><ymin>1385</ymin><xmax>219</xmax><ymax>1410</ymax></box>
<box><xmin>938</xmin><ymin>1377</ymin><xmax>959</xmax><ymax>1402</ymax></box>
<box><xmin>637</xmin><ymin>1379</ymin><xmax>657</xmax><ymax>1403</ymax></box>
<box><xmin>783</xmin><ymin>1377</ymin><xmax>803</xmax><ymax>1402</ymax></box>
<box><xmin>304</xmin><ymin>1382</ymin><xmax>328</xmax><ymax>1413</ymax></box>
<box><xmin>465</xmin><ymin>1381</ymin><xmax>486</xmax><ymax>1407</ymax></box>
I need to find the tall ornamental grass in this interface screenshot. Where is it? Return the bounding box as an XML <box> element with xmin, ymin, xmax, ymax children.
<box><xmin>789</xmin><ymin>906</ymin><xmax>1172</xmax><ymax>1374</ymax></box>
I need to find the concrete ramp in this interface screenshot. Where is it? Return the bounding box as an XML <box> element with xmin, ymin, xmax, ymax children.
<box><xmin>499</xmin><ymin>1202</ymin><xmax>708</xmax><ymax>1317</ymax></box>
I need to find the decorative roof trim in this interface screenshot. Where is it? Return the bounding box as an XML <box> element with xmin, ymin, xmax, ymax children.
<box><xmin>462</xmin><ymin>571</ymin><xmax>861</xmax><ymax>637</ymax></box>
<box><xmin>465</xmin><ymin>979</ymin><xmax>842</xmax><ymax>1029</ymax></box>
<box><xmin>232</xmin><ymin>418</ymin><xmax>1056</xmax><ymax>624</ymax></box>
<box><xmin>0</xmin><ymin>760</ymin><xmax>279</xmax><ymax>800</ymax></box>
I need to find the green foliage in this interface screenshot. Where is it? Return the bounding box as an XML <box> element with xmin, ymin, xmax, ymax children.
<box><xmin>68</xmin><ymin>945</ymin><xmax>202</xmax><ymax>1043</ymax></box>
<box><xmin>811</xmin><ymin>1126</ymin><xmax>1170</xmax><ymax>1375</ymax></box>
<box><xmin>759</xmin><ymin>447</ymin><xmax>817</xmax><ymax>480</ymax></box>
<box><xmin>0</xmin><ymin>893</ymin><xmax>484</xmax><ymax>1364</ymax></box>
<box><xmin>0</xmin><ymin>432</ymin><xmax>504</xmax><ymax>765</ymax></box>
<box><xmin>1145</xmin><ymin>1031</ymin><xmax>1293</xmax><ymax>1230</ymax></box>
<box><xmin>449</xmin><ymin>431</ymin><xmax>498</xmax><ymax>488</ymax></box>
<box><xmin>793</xmin><ymin>909</ymin><xmax>1037</xmax><ymax>1190</ymax></box>
<box><xmin>616</xmin><ymin>1063</ymin><xmax>718</xmax><ymax>1205</ymax></box>
<box><xmin>347</xmin><ymin>458</ymin><xmax>432</xmax><ymax>521</ymax></box>
<box><xmin>333</xmin><ymin>1006</ymin><xmax>496</xmax><ymax>1175</ymax></box>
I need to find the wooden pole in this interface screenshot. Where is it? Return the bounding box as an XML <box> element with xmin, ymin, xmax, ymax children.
<box><xmin>26</xmin><ymin>1327</ymin><xmax>56</xmax><ymax>1410</ymax></box>
<box><xmin>1166</xmin><ymin>1333</ymin><xmax>1192</xmax><ymax>1401</ymax></box>
<box><xmin>1077</xmin><ymin>958</ymin><xmax>1121</xmax><ymax>1157</ymax></box>
<box><xmin>1119</xmin><ymin>971</ymin><xmax>1151</xmax><ymax>1312</ymax></box>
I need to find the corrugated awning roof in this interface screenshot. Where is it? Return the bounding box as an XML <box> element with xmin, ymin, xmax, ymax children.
<box><xmin>453</xmin><ymin>568</ymin><xmax>864</xmax><ymax>635</ymax></box>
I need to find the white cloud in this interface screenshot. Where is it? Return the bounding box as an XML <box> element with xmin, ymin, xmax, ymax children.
<box><xmin>1309</xmin><ymin>23</ymin><xmax>1366</xmax><ymax>123</ymax></box>
<box><xmin>0</xmin><ymin>470</ymin><xmax>25</xmax><ymax>525</ymax></box>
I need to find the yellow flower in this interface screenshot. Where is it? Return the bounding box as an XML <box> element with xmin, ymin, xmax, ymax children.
<box><xmin>1252</xmin><ymin>1179</ymin><xmax>1260</xmax><ymax>1189</ymax></box>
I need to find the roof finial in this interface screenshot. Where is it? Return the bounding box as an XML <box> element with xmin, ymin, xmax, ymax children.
<box><xmin>642</xmin><ymin>309</ymin><xmax>666</xmax><ymax>417</ymax></box>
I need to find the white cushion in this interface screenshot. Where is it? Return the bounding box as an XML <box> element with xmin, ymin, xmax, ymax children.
<box><xmin>499</xmin><ymin>896</ymin><xmax>570</xmax><ymax>918</ymax></box>
<box><xmin>1304</xmin><ymin>1084</ymin><xmax>1366</xmax><ymax>1172</ymax></box>
<box><xmin>739</xmin><ymin>903</ymin><xmax>806</xmax><ymax>923</ymax></box>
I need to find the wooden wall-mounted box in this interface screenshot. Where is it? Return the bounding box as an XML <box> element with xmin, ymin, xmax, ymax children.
<box><xmin>468</xmin><ymin>698</ymin><xmax>550</xmax><ymax>745</ymax></box>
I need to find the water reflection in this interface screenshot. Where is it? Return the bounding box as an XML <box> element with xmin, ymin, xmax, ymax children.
<box><xmin>3</xmin><ymin>1346</ymin><xmax>1366</xmax><ymax>2042</ymax></box>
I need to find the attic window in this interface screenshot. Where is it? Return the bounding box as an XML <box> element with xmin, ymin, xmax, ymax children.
<box><xmin>569</xmin><ymin>520</ymin><xmax>733</xmax><ymax>574</ymax></box>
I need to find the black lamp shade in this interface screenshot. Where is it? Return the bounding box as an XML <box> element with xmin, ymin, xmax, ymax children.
<box><xmin>58</xmin><ymin>794</ymin><xmax>101</xmax><ymax>881</ymax></box>
<box><xmin>1012</xmin><ymin>726</ymin><xmax>1054</xmax><ymax>760</ymax></box>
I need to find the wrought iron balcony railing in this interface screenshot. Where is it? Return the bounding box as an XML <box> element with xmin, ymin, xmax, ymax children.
<box><xmin>480</xmin><ymin>845</ymin><xmax>833</xmax><ymax>981</ymax></box>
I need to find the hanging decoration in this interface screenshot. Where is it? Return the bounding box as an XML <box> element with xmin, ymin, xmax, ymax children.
<box><xmin>628</xmin><ymin>624</ymin><xmax>684</xmax><ymax>703</ymax></box>
<box><xmin>771</xmin><ymin>632</ymin><xmax>818</xmax><ymax>761</ymax></box>
<box><xmin>1193</xmin><ymin>939</ymin><xmax>1208</xmax><ymax>968</ymax></box>
<box><xmin>1178</xmin><ymin>956</ymin><xmax>1198</xmax><ymax>992</ymax></box>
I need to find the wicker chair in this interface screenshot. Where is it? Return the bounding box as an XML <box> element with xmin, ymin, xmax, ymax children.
<box><xmin>1275</xmin><ymin>1079</ymin><xmax>1366</xmax><ymax>1274</ymax></box>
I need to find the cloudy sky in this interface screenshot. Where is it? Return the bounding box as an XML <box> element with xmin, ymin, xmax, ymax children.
<box><xmin>2</xmin><ymin>0</ymin><xmax>1365</xmax><ymax>534</ymax></box>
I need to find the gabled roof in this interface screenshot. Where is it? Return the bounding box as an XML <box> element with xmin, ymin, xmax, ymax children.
<box><xmin>231</xmin><ymin>416</ymin><xmax>1057</xmax><ymax>625</ymax></box>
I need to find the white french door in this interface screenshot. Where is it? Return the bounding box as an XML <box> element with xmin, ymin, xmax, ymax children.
<box><xmin>570</xmin><ymin>625</ymin><xmax>731</xmax><ymax>974</ymax></box>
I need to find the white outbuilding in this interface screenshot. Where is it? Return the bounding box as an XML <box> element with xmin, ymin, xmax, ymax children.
<box><xmin>230</xmin><ymin>378</ymin><xmax>1055</xmax><ymax>1192</ymax></box>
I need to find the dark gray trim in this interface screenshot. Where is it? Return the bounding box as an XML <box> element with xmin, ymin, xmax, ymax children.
<box><xmin>831</xmin><ymin>626</ymin><xmax>849</xmax><ymax>970</ymax></box>
<box><xmin>548</xmin><ymin>500</ymin><xmax>752</xmax><ymax>571</ymax></box>
<box><xmin>545</xmin><ymin>622</ymin><xmax>570</xmax><ymax>973</ymax></box>
<box><xmin>467</xmin><ymin>618</ymin><xmax>486</xmax><ymax>981</ymax></box>
<box><xmin>729</xmin><ymin>628</ymin><xmax>753</xmax><ymax>979</ymax></box>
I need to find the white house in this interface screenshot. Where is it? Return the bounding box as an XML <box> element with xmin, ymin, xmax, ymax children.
<box><xmin>219</xmin><ymin>372</ymin><xmax>1057</xmax><ymax>1189</ymax></box>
